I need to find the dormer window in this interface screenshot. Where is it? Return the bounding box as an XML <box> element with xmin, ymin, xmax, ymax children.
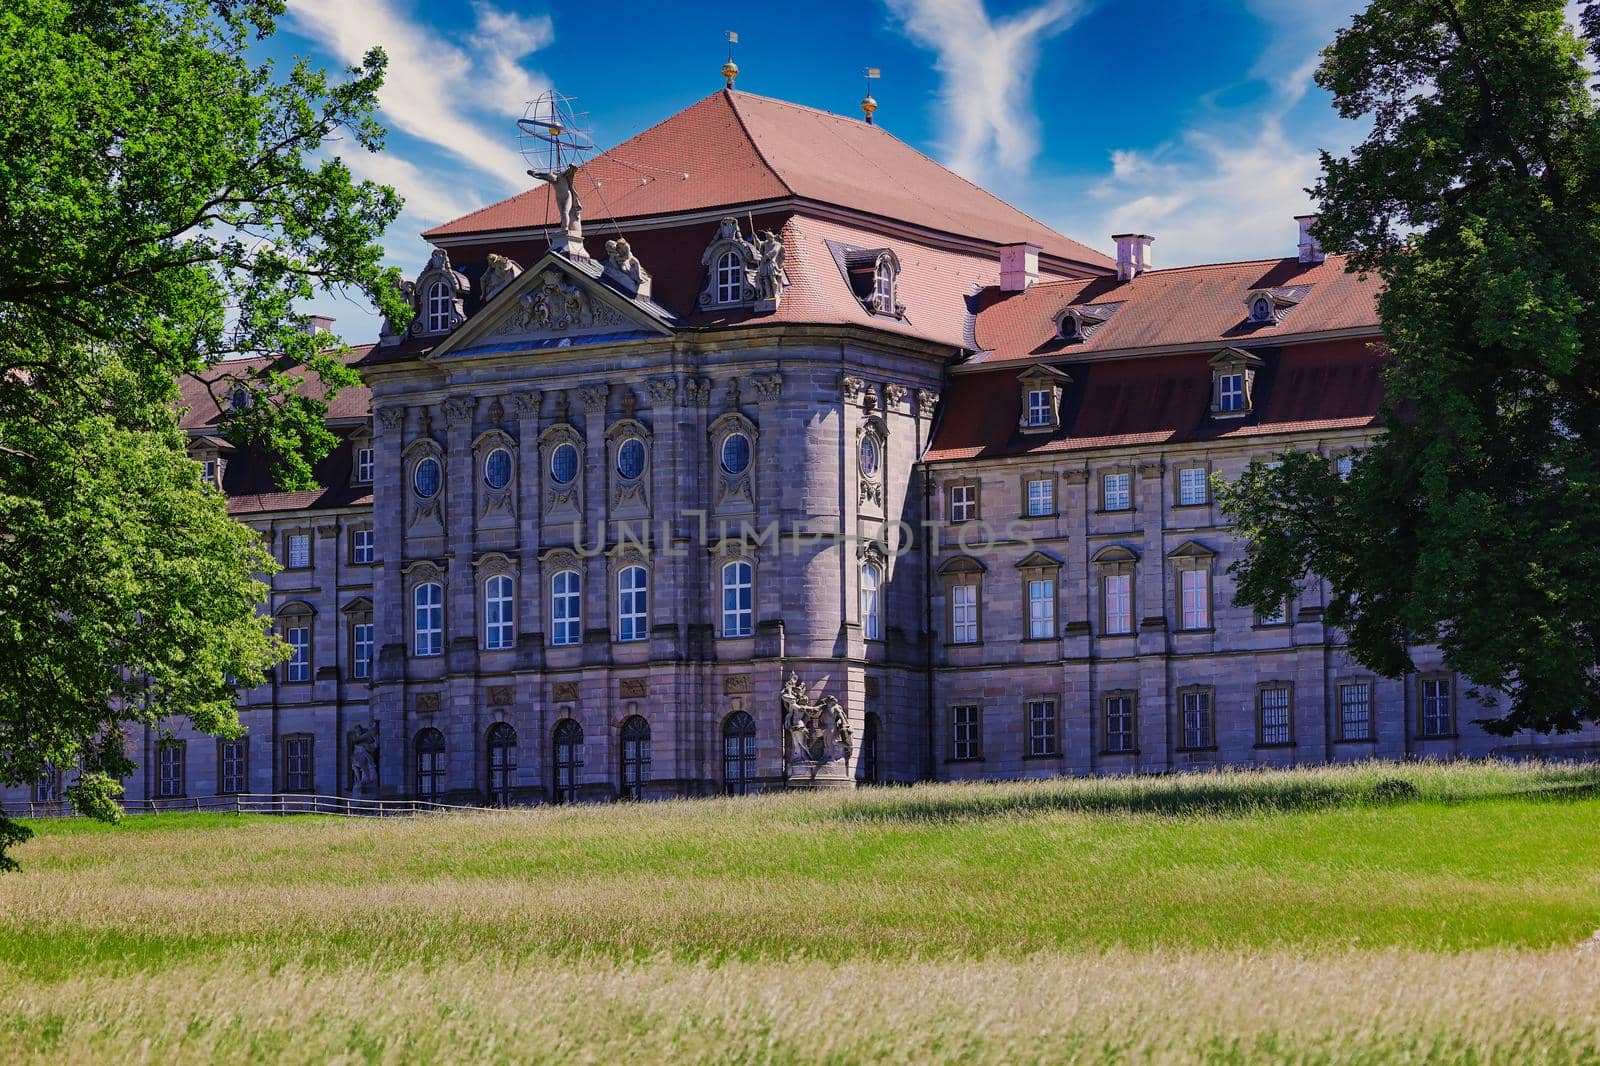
<box><xmin>1016</xmin><ymin>364</ymin><xmax>1071</xmax><ymax>433</ymax></box>
<box><xmin>827</xmin><ymin>241</ymin><xmax>903</xmax><ymax>318</ymax></box>
<box><xmin>425</xmin><ymin>281</ymin><xmax>450</xmax><ymax>332</ymax></box>
<box><xmin>230</xmin><ymin>386</ymin><xmax>251</xmax><ymax>411</ymax></box>
<box><xmin>1240</xmin><ymin>286</ymin><xmax>1307</xmax><ymax>327</ymax></box>
<box><xmin>1053</xmin><ymin>303</ymin><xmax>1116</xmax><ymax>344</ymax></box>
<box><xmin>1208</xmin><ymin>348</ymin><xmax>1264</xmax><ymax>419</ymax></box>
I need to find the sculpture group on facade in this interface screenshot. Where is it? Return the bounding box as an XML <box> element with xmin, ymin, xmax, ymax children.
<box><xmin>347</xmin><ymin>720</ymin><xmax>380</xmax><ymax>796</ymax></box>
<box><xmin>780</xmin><ymin>672</ymin><xmax>852</xmax><ymax>766</ymax></box>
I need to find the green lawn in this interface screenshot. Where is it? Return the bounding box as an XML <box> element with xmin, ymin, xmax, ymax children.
<box><xmin>3</xmin><ymin>761</ymin><xmax>1599</xmax><ymax>1063</ymax></box>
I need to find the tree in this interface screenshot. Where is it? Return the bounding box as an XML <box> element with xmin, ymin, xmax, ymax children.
<box><xmin>1220</xmin><ymin>0</ymin><xmax>1600</xmax><ymax>734</ymax></box>
<box><xmin>0</xmin><ymin>0</ymin><xmax>408</xmax><ymax>868</ymax></box>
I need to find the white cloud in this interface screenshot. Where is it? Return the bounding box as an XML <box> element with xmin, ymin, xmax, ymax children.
<box><xmin>336</xmin><ymin>148</ymin><xmax>478</xmax><ymax>227</ymax></box>
<box><xmin>285</xmin><ymin>0</ymin><xmax>550</xmax><ymax>195</ymax></box>
<box><xmin>883</xmin><ymin>0</ymin><xmax>1086</xmax><ymax>181</ymax></box>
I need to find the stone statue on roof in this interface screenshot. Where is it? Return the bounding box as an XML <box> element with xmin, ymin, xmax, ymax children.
<box><xmin>753</xmin><ymin>229</ymin><xmax>789</xmax><ymax>312</ymax></box>
<box><xmin>603</xmin><ymin>236</ymin><xmax>652</xmax><ymax>299</ymax></box>
<box><xmin>531</xmin><ymin>163</ymin><xmax>584</xmax><ymax>254</ymax></box>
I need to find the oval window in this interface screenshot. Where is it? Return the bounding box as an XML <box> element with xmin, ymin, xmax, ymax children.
<box><xmin>720</xmin><ymin>432</ymin><xmax>751</xmax><ymax>475</ymax></box>
<box><xmin>616</xmin><ymin>437</ymin><xmax>646</xmax><ymax>480</ymax></box>
<box><xmin>549</xmin><ymin>442</ymin><xmax>579</xmax><ymax>485</ymax></box>
<box><xmin>1253</xmin><ymin>297</ymin><xmax>1272</xmax><ymax>321</ymax></box>
<box><xmin>860</xmin><ymin>435</ymin><xmax>881</xmax><ymax>478</ymax></box>
<box><xmin>413</xmin><ymin>456</ymin><xmax>441</xmax><ymax>499</ymax></box>
<box><xmin>484</xmin><ymin>447</ymin><xmax>512</xmax><ymax>489</ymax></box>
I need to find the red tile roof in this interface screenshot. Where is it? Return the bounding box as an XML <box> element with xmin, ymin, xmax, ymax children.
<box><xmin>970</xmin><ymin>254</ymin><xmax>1380</xmax><ymax>365</ymax></box>
<box><xmin>926</xmin><ymin>337</ymin><xmax>1387</xmax><ymax>463</ymax></box>
<box><xmin>425</xmin><ymin>90</ymin><xmax>1113</xmax><ymax>272</ymax></box>
<box><xmin>178</xmin><ymin>345</ymin><xmax>375</xmax><ymax>430</ymax></box>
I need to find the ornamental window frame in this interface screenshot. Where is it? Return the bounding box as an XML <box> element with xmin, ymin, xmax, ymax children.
<box><xmin>1169</xmin><ymin>540</ymin><xmax>1217</xmax><ymax>632</ymax></box>
<box><xmin>615</xmin><ymin>560</ymin><xmax>650</xmax><ymax>643</ymax></box>
<box><xmin>1017</xmin><ymin>551</ymin><xmax>1063</xmax><ymax>642</ymax></box>
<box><xmin>545</xmin><ymin>553</ymin><xmax>583</xmax><ymax>648</ymax></box>
<box><xmin>698</xmin><ymin>217</ymin><xmax>758</xmax><ymax>309</ymax></box>
<box><xmin>867</xmin><ymin>251</ymin><xmax>902</xmax><ymax>317</ymax></box>
<box><xmin>1092</xmin><ymin>545</ymin><xmax>1138</xmax><ymax>637</ymax></box>
<box><xmin>343</xmin><ymin>596</ymin><xmax>374</xmax><ymax>681</ymax></box>
<box><xmin>482</xmin><ymin>569</ymin><xmax>516</xmax><ymax>652</ymax></box>
<box><xmin>277</xmin><ymin>601</ymin><xmax>314</xmax><ymax>684</ymax></box>
<box><xmin>404</xmin><ymin>562</ymin><xmax>446</xmax><ymax>658</ymax></box>
<box><xmin>1053</xmin><ymin>303</ymin><xmax>1115</xmax><ymax>343</ymax></box>
<box><xmin>938</xmin><ymin>556</ymin><xmax>985</xmax><ymax>646</ymax></box>
<box><xmin>708</xmin><ymin>410</ymin><xmax>760</xmax><ymax>513</ymax></box>
<box><xmin>860</xmin><ymin>557</ymin><xmax>883</xmax><ymax>642</ymax></box>
<box><xmin>410</xmin><ymin>248</ymin><xmax>470</xmax><ymax>336</ymax></box>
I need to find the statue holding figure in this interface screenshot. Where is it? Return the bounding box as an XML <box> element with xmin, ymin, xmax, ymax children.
<box><xmin>753</xmin><ymin>229</ymin><xmax>789</xmax><ymax>306</ymax></box>
<box><xmin>347</xmin><ymin>720</ymin><xmax>380</xmax><ymax>796</ymax></box>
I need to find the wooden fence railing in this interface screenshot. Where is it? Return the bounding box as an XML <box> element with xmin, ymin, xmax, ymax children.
<box><xmin>1</xmin><ymin>793</ymin><xmax>493</xmax><ymax>819</ymax></box>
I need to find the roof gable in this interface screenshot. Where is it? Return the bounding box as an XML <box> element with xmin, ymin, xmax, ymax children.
<box><xmin>426</xmin><ymin>252</ymin><xmax>676</xmax><ymax>361</ymax></box>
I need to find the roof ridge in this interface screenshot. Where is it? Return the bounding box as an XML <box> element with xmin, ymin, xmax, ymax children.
<box><xmin>722</xmin><ymin>89</ymin><xmax>795</xmax><ymax>199</ymax></box>
<box><xmin>1017</xmin><ymin>252</ymin><xmax>1352</xmax><ymax>292</ymax></box>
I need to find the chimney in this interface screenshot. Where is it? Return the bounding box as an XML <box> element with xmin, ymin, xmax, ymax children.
<box><xmin>999</xmin><ymin>242</ymin><xmax>1041</xmax><ymax>292</ymax></box>
<box><xmin>1112</xmin><ymin>233</ymin><xmax>1153</xmax><ymax>282</ymax></box>
<box><xmin>1296</xmin><ymin>215</ymin><xmax>1324</xmax><ymax>264</ymax></box>
<box><xmin>307</xmin><ymin>314</ymin><xmax>336</xmax><ymax>336</ymax></box>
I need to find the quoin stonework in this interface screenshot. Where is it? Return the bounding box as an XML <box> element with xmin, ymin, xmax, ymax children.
<box><xmin>19</xmin><ymin>88</ymin><xmax>1598</xmax><ymax>808</ymax></box>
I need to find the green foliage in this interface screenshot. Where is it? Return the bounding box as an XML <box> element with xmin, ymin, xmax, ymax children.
<box><xmin>0</xmin><ymin>0</ymin><xmax>405</xmax><ymax>867</ymax></box>
<box><xmin>1220</xmin><ymin>0</ymin><xmax>1600</xmax><ymax>734</ymax></box>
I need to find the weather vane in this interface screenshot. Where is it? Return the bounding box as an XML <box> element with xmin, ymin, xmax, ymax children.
<box><xmin>723</xmin><ymin>30</ymin><xmax>740</xmax><ymax>89</ymax></box>
<box><xmin>861</xmin><ymin>67</ymin><xmax>880</xmax><ymax>124</ymax></box>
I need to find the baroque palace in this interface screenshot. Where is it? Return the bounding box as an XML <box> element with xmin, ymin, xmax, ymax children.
<box><xmin>21</xmin><ymin>87</ymin><xmax>1597</xmax><ymax>807</ymax></box>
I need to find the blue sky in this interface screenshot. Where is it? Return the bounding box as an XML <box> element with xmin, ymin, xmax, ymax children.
<box><xmin>265</xmin><ymin>0</ymin><xmax>1578</xmax><ymax>338</ymax></box>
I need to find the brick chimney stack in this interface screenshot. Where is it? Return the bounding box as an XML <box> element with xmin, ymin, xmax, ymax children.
<box><xmin>999</xmin><ymin>242</ymin><xmax>1041</xmax><ymax>292</ymax></box>
<box><xmin>1296</xmin><ymin>215</ymin><xmax>1324</xmax><ymax>264</ymax></box>
<box><xmin>1112</xmin><ymin>234</ymin><xmax>1154</xmax><ymax>282</ymax></box>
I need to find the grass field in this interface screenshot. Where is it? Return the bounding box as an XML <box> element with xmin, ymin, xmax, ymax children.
<box><xmin>3</xmin><ymin>761</ymin><xmax>1599</xmax><ymax>1063</ymax></box>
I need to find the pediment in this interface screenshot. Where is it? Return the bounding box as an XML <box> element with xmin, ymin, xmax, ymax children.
<box><xmin>427</xmin><ymin>252</ymin><xmax>676</xmax><ymax>360</ymax></box>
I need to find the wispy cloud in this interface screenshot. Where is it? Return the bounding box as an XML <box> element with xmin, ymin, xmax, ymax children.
<box><xmin>285</xmin><ymin>0</ymin><xmax>549</xmax><ymax>196</ymax></box>
<box><xmin>883</xmin><ymin>0</ymin><xmax>1086</xmax><ymax>182</ymax></box>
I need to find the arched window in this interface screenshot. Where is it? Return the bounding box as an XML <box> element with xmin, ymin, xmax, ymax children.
<box><xmin>873</xmin><ymin>259</ymin><xmax>895</xmax><ymax>311</ymax></box>
<box><xmin>715</xmin><ymin>250</ymin><xmax>742</xmax><ymax>305</ymax></box>
<box><xmin>552</xmin><ymin>718</ymin><xmax>583</xmax><ymax>804</ymax></box>
<box><xmin>426</xmin><ymin>281</ymin><xmax>451</xmax><ymax>332</ymax></box>
<box><xmin>484</xmin><ymin>574</ymin><xmax>514</xmax><ymax>650</ymax></box>
<box><xmin>551</xmin><ymin>570</ymin><xmax>581</xmax><ymax>646</ymax></box>
<box><xmin>721</xmin><ymin>561</ymin><xmax>753</xmax><ymax>637</ymax></box>
<box><xmin>617</xmin><ymin>565</ymin><xmax>648</xmax><ymax>642</ymax></box>
<box><xmin>861</xmin><ymin>562</ymin><xmax>882</xmax><ymax>641</ymax></box>
<box><xmin>723</xmin><ymin>711</ymin><xmax>757</xmax><ymax>796</ymax></box>
<box><xmin>415</xmin><ymin>728</ymin><xmax>445</xmax><ymax>800</ymax></box>
<box><xmin>619</xmin><ymin>715</ymin><xmax>651</xmax><ymax>801</ymax></box>
<box><xmin>860</xmin><ymin>712</ymin><xmax>882</xmax><ymax>785</ymax></box>
<box><xmin>414</xmin><ymin>582</ymin><xmax>443</xmax><ymax>656</ymax></box>
<box><xmin>486</xmin><ymin>723</ymin><xmax>517</xmax><ymax>807</ymax></box>
<box><xmin>1251</xmin><ymin>296</ymin><xmax>1273</xmax><ymax>323</ymax></box>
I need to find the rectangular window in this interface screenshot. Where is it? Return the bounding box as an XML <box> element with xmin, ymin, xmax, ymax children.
<box><xmin>1027</xmin><ymin>578</ymin><xmax>1055</xmax><ymax>640</ymax></box>
<box><xmin>1258</xmin><ymin>598</ymin><xmax>1289</xmax><ymax>626</ymax></box>
<box><xmin>1181</xmin><ymin>690</ymin><xmax>1214</xmax><ymax>750</ymax></box>
<box><xmin>283</xmin><ymin>736</ymin><xmax>312</xmax><ymax>792</ymax></box>
<box><xmin>352</xmin><ymin>622</ymin><xmax>373</xmax><ymax>679</ymax></box>
<box><xmin>414</xmin><ymin>584</ymin><xmax>444</xmax><ymax>657</ymax></box>
<box><xmin>285</xmin><ymin>626</ymin><xmax>310</xmax><ymax>683</ymax></box>
<box><xmin>1026</xmin><ymin>389</ymin><xmax>1053</xmax><ymax>427</ymax></box>
<box><xmin>1103</xmin><ymin>572</ymin><xmax>1133</xmax><ymax>635</ymax></box>
<box><xmin>1104</xmin><ymin>695</ymin><xmax>1136</xmax><ymax>753</ymax></box>
<box><xmin>1027</xmin><ymin>699</ymin><xmax>1057</xmax><ymax>757</ymax></box>
<box><xmin>351</xmin><ymin>528</ymin><xmax>374</xmax><ymax>565</ymax></box>
<box><xmin>950</xmin><ymin>483</ymin><xmax>978</xmax><ymax>523</ymax></box>
<box><xmin>951</xmin><ymin>584</ymin><xmax>979</xmax><ymax>644</ymax></box>
<box><xmin>1259</xmin><ymin>686</ymin><xmax>1292</xmax><ymax>746</ymax></box>
<box><xmin>1178</xmin><ymin>467</ymin><xmax>1209</xmax><ymax>506</ymax></box>
<box><xmin>355</xmin><ymin>447</ymin><xmax>375</xmax><ymax>484</ymax></box>
<box><xmin>485</xmin><ymin>575</ymin><xmax>515</xmax><ymax>650</ymax></box>
<box><xmin>1420</xmin><ymin>677</ymin><xmax>1454</xmax><ymax>737</ymax></box>
<box><xmin>1180</xmin><ymin>568</ymin><xmax>1210</xmax><ymax>630</ymax></box>
<box><xmin>286</xmin><ymin>533</ymin><xmax>311</xmax><ymax>569</ymax></box>
<box><xmin>1339</xmin><ymin>683</ymin><xmax>1372</xmax><ymax>741</ymax></box>
<box><xmin>950</xmin><ymin>705</ymin><xmax>982</xmax><ymax>760</ymax></box>
<box><xmin>219</xmin><ymin>739</ymin><xmax>247</xmax><ymax>794</ymax></box>
<box><xmin>1102</xmin><ymin>472</ymin><xmax>1131</xmax><ymax>511</ymax></box>
<box><xmin>721</xmin><ymin>562</ymin><xmax>753</xmax><ymax>638</ymax></box>
<box><xmin>201</xmin><ymin>458</ymin><xmax>218</xmax><ymax>486</ymax></box>
<box><xmin>551</xmin><ymin>571</ymin><xmax>581</xmax><ymax>646</ymax></box>
<box><xmin>1218</xmin><ymin>373</ymin><xmax>1245</xmax><ymax>412</ymax></box>
<box><xmin>156</xmin><ymin>742</ymin><xmax>184</xmax><ymax>798</ymax></box>
<box><xmin>1025</xmin><ymin>477</ymin><xmax>1055</xmax><ymax>517</ymax></box>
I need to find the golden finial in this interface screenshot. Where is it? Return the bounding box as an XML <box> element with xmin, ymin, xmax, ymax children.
<box><xmin>861</xmin><ymin>67</ymin><xmax>880</xmax><ymax>124</ymax></box>
<box><xmin>723</xmin><ymin>30</ymin><xmax>740</xmax><ymax>88</ymax></box>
